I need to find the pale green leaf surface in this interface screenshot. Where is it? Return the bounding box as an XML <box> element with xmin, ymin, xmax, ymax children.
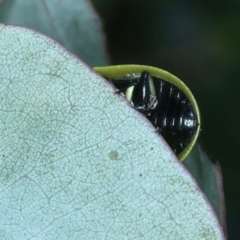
<box><xmin>0</xmin><ymin>25</ymin><xmax>224</xmax><ymax>239</ymax></box>
<box><xmin>0</xmin><ymin>0</ymin><xmax>108</xmax><ymax>66</ymax></box>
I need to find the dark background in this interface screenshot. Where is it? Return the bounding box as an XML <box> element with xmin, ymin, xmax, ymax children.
<box><xmin>91</xmin><ymin>0</ymin><xmax>240</xmax><ymax>239</ymax></box>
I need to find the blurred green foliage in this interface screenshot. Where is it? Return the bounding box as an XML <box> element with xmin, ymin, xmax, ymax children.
<box><xmin>92</xmin><ymin>0</ymin><xmax>240</xmax><ymax>238</ymax></box>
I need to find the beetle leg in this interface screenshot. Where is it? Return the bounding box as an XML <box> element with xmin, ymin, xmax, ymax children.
<box><xmin>129</xmin><ymin>71</ymin><xmax>158</xmax><ymax>117</ymax></box>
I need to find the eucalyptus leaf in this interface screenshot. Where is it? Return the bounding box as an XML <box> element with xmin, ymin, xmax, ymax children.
<box><xmin>0</xmin><ymin>25</ymin><xmax>224</xmax><ymax>239</ymax></box>
<box><xmin>184</xmin><ymin>145</ymin><xmax>226</xmax><ymax>235</ymax></box>
<box><xmin>0</xmin><ymin>0</ymin><xmax>108</xmax><ymax>66</ymax></box>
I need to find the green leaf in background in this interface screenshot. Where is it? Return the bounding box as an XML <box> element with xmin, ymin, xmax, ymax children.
<box><xmin>0</xmin><ymin>25</ymin><xmax>224</xmax><ymax>239</ymax></box>
<box><xmin>0</xmin><ymin>0</ymin><xmax>109</xmax><ymax>66</ymax></box>
<box><xmin>184</xmin><ymin>145</ymin><xmax>226</xmax><ymax>235</ymax></box>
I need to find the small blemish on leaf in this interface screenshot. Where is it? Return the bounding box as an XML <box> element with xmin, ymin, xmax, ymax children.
<box><xmin>139</xmin><ymin>173</ymin><xmax>142</xmax><ymax>177</ymax></box>
<box><xmin>108</xmin><ymin>150</ymin><xmax>119</xmax><ymax>160</ymax></box>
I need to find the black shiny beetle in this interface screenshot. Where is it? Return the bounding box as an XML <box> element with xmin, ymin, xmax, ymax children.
<box><xmin>93</xmin><ymin>65</ymin><xmax>200</xmax><ymax>161</ymax></box>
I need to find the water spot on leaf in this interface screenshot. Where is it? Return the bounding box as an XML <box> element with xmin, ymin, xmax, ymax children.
<box><xmin>108</xmin><ymin>150</ymin><xmax>119</xmax><ymax>160</ymax></box>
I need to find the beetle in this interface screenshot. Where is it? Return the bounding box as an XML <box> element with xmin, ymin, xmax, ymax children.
<box><xmin>93</xmin><ymin>65</ymin><xmax>200</xmax><ymax>161</ymax></box>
